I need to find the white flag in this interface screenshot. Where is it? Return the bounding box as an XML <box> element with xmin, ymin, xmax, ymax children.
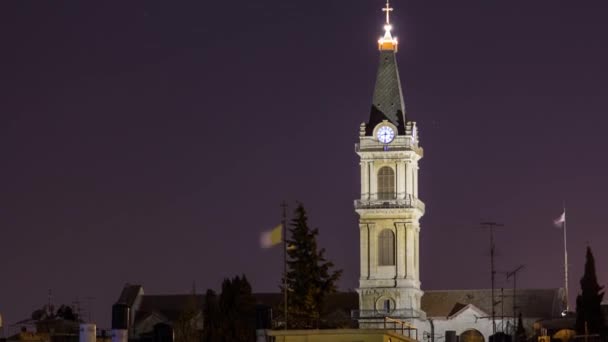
<box><xmin>554</xmin><ymin>211</ymin><xmax>565</xmax><ymax>227</ymax></box>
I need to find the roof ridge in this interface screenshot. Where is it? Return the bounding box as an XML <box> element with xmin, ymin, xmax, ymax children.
<box><xmin>424</xmin><ymin>288</ymin><xmax>562</xmax><ymax>292</ymax></box>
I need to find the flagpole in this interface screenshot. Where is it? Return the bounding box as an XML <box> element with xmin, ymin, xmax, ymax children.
<box><xmin>563</xmin><ymin>204</ymin><xmax>569</xmax><ymax>312</ymax></box>
<box><xmin>281</xmin><ymin>201</ymin><xmax>288</xmax><ymax>330</ymax></box>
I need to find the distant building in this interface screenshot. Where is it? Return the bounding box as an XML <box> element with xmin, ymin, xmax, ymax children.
<box><xmin>114</xmin><ymin>284</ymin><xmax>359</xmax><ymax>338</ymax></box>
<box><xmin>422</xmin><ymin>289</ymin><xmax>565</xmax><ymax>340</ymax></box>
<box><xmin>115</xmin><ymin>284</ymin><xmax>565</xmax><ymax>341</ymax></box>
<box><xmin>5</xmin><ymin>302</ymin><xmax>107</xmax><ymax>342</ymax></box>
<box><xmin>115</xmin><ymin>285</ymin><xmax>203</xmax><ymax>339</ymax></box>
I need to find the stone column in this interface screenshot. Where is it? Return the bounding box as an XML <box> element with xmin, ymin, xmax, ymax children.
<box><xmin>414</xmin><ymin>164</ymin><xmax>419</xmax><ymax>198</ymax></box>
<box><xmin>405</xmin><ymin>224</ymin><xmax>415</xmax><ymax>280</ymax></box>
<box><xmin>369</xmin><ymin>224</ymin><xmax>378</xmax><ymax>277</ymax></box>
<box><xmin>414</xmin><ymin>225</ymin><xmax>420</xmax><ymax>279</ymax></box>
<box><xmin>360</xmin><ymin>161</ymin><xmax>369</xmax><ymax>200</ymax></box>
<box><xmin>359</xmin><ymin>224</ymin><xmax>370</xmax><ymax>280</ymax></box>
<box><xmin>398</xmin><ymin>160</ymin><xmax>406</xmax><ymax>199</ymax></box>
<box><xmin>370</xmin><ymin>163</ymin><xmax>377</xmax><ymax>200</ymax></box>
<box><xmin>395</xmin><ymin>223</ymin><xmax>406</xmax><ymax>279</ymax></box>
<box><xmin>405</xmin><ymin>161</ymin><xmax>412</xmax><ymax>198</ymax></box>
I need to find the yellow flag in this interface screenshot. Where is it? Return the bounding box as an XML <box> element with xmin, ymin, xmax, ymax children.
<box><xmin>260</xmin><ymin>224</ymin><xmax>282</xmax><ymax>248</ymax></box>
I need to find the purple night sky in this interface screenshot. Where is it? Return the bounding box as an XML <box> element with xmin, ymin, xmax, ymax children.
<box><xmin>1</xmin><ymin>1</ymin><xmax>608</xmax><ymax>329</ymax></box>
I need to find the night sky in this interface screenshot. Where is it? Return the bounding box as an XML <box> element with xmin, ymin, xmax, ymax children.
<box><xmin>1</xmin><ymin>1</ymin><xmax>608</xmax><ymax>330</ymax></box>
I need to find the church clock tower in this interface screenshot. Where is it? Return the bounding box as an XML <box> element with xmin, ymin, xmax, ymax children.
<box><xmin>356</xmin><ymin>1</ymin><xmax>425</xmax><ymax>327</ymax></box>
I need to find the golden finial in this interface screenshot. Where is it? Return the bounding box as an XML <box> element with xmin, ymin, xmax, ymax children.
<box><xmin>378</xmin><ymin>0</ymin><xmax>398</xmax><ymax>51</ymax></box>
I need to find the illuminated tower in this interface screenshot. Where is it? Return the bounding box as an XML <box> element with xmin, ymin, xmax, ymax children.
<box><xmin>355</xmin><ymin>0</ymin><xmax>425</xmax><ymax>327</ymax></box>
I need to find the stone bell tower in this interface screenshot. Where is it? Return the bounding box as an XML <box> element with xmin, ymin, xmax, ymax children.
<box><xmin>355</xmin><ymin>0</ymin><xmax>425</xmax><ymax>327</ymax></box>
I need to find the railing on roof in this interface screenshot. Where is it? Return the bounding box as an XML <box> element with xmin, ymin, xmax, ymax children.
<box><xmin>354</xmin><ymin>197</ymin><xmax>425</xmax><ymax>212</ymax></box>
<box><xmin>351</xmin><ymin>308</ymin><xmax>423</xmax><ymax>320</ymax></box>
<box><xmin>384</xmin><ymin>316</ymin><xmax>418</xmax><ymax>340</ymax></box>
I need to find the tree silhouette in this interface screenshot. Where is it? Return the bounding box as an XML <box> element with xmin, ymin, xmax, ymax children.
<box><xmin>283</xmin><ymin>203</ymin><xmax>343</xmax><ymax>329</ymax></box>
<box><xmin>515</xmin><ymin>312</ymin><xmax>526</xmax><ymax>342</ymax></box>
<box><xmin>203</xmin><ymin>275</ymin><xmax>255</xmax><ymax>342</ymax></box>
<box><xmin>174</xmin><ymin>286</ymin><xmax>200</xmax><ymax>342</ymax></box>
<box><xmin>575</xmin><ymin>246</ymin><xmax>605</xmax><ymax>335</ymax></box>
<box><xmin>202</xmin><ymin>289</ymin><xmax>221</xmax><ymax>342</ymax></box>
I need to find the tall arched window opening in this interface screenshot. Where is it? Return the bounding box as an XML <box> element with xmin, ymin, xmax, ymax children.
<box><xmin>378</xmin><ymin>229</ymin><xmax>395</xmax><ymax>266</ymax></box>
<box><xmin>377</xmin><ymin>167</ymin><xmax>396</xmax><ymax>200</ymax></box>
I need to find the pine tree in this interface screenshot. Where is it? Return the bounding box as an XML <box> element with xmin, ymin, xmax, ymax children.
<box><xmin>575</xmin><ymin>247</ymin><xmax>605</xmax><ymax>335</ymax></box>
<box><xmin>284</xmin><ymin>203</ymin><xmax>343</xmax><ymax>329</ymax></box>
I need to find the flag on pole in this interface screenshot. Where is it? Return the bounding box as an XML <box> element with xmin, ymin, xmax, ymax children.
<box><xmin>260</xmin><ymin>224</ymin><xmax>283</xmax><ymax>248</ymax></box>
<box><xmin>554</xmin><ymin>211</ymin><xmax>566</xmax><ymax>227</ymax></box>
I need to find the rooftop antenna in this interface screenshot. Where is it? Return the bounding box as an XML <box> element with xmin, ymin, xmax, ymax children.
<box><xmin>281</xmin><ymin>200</ymin><xmax>288</xmax><ymax>330</ymax></box>
<box><xmin>554</xmin><ymin>204</ymin><xmax>569</xmax><ymax>312</ymax></box>
<box><xmin>480</xmin><ymin>221</ymin><xmax>505</xmax><ymax>335</ymax></box>
<box><xmin>47</xmin><ymin>289</ymin><xmax>54</xmax><ymax>316</ymax></box>
<box><xmin>73</xmin><ymin>297</ymin><xmax>81</xmax><ymax>318</ymax></box>
<box><xmin>506</xmin><ymin>265</ymin><xmax>525</xmax><ymax>336</ymax></box>
<box><xmin>85</xmin><ymin>296</ymin><xmax>95</xmax><ymax>322</ymax></box>
<box><xmin>501</xmin><ymin>288</ymin><xmax>505</xmax><ymax>332</ymax></box>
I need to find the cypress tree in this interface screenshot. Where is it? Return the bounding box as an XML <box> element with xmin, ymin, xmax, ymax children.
<box><xmin>218</xmin><ymin>275</ymin><xmax>256</xmax><ymax>342</ymax></box>
<box><xmin>284</xmin><ymin>203</ymin><xmax>343</xmax><ymax>329</ymax></box>
<box><xmin>202</xmin><ymin>290</ymin><xmax>221</xmax><ymax>342</ymax></box>
<box><xmin>575</xmin><ymin>247</ymin><xmax>605</xmax><ymax>335</ymax></box>
<box><xmin>203</xmin><ymin>276</ymin><xmax>255</xmax><ymax>342</ymax></box>
<box><xmin>174</xmin><ymin>286</ymin><xmax>200</xmax><ymax>342</ymax></box>
<box><xmin>515</xmin><ymin>312</ymin><xmax>526</xmax><ymax>342</ymax></box>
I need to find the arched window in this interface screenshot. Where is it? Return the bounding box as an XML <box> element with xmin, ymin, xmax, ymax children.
<box><xmin>377</xmin><ymin>167</ymin><xmax>395</xmax><ymax>200</ymax></box>
<box><xmin>460</xmin><ymin>330</ymin><xmax>485</xmax><ymax>342</ymax></box>
<box><xmin>378</xmin><ymin>229</ymin><xmax>395</xmax><ymax>266</ymax></box>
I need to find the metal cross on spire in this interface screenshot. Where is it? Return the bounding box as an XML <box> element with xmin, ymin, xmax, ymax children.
<box><xmin>377</xmin><ymin>0</ymin><xmax>398</xmax><ymax>51</ymax></box>
<box><xmin>382</xmin><ymin>0</ymin><xmax>393</xmax><ymax>24</ymax></box>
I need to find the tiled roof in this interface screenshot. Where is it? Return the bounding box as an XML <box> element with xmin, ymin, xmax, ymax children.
<box><xmin>447</xmin><ymin>303</ymin><xmax>469</xmax><ymax>317</ymax></box>
<box><xmin>366</xmin><ymin>50</ymin><xmax>407</xmax><ymax>135</ymax></box>
<box><xmin>116</xmin><ymin>284</ymin><xmax>143</xmax><ymax>307</ymax></box>
<box><xmin>136</xmin><ymin>295</ymin><xmax>204</xmax><ymax>323</ymax></box>
<box><xmin>421</xmin><ymin>288</ymin><xmax>565</xmax><ymax>319</ymax></box>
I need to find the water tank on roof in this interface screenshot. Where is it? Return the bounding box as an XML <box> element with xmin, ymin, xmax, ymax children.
<box><xmin>79</xmin><ymin>324</ymin><xmax>96</xmax><ymax>342</ymax></box>
<box><xmin>111</xmin><ymin>304</ymin><xmax>129</xmax><ymax>330</ymax></box>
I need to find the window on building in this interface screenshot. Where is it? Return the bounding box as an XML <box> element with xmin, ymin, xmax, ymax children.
<box><xmin>377</xmin><ymin>167</ymin><xmax>395</xmax><ymax>200</ymax></box>
<box><xmin>384</xmin><ymin>299</ymin><xmax>392</xmax><ymax>312</ymax></box>
<box><xmin>378</xmin><ymin>229</ymin><xmax>395</xmax><ymax>266</ymax></box>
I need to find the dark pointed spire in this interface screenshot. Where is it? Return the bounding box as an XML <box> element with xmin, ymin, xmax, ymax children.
<box><xmin>366</xmin><ymin>0</ymin><xmax>407</xmax><ymax>135</ymax></box>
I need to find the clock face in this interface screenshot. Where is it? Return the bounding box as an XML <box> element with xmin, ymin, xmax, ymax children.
<box><xmin>376</xmin><ymin>126</ymin><xmax>395</xmax><ymax>144</ymax></box>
